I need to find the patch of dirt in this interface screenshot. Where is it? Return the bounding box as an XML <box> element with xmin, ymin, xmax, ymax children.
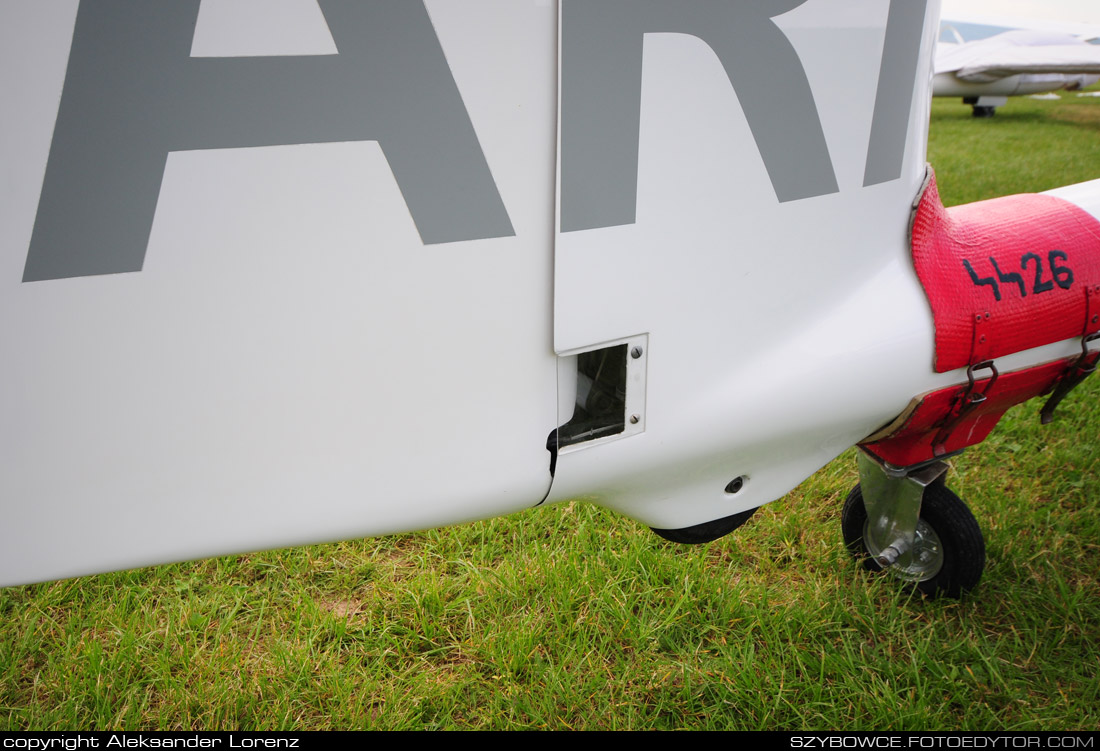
<box><xmin>318</xmin><ymin>597</ymin><xmax>366</xmax><ymax>620</ymax></box>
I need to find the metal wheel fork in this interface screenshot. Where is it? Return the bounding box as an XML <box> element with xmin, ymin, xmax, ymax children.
<box><xmin>856</xmin><ymin>449</ymin><xmax>950</xmax><ymax>575</ymax></box>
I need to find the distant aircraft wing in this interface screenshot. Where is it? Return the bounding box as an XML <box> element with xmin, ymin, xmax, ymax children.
<box><xmin>948</xmin><ymin>47</ymin><xmax>1100</xmax><ymax>83</ymax></box>
<box><xmin>936</xmin><ymin>30</ymin><xmax>1100</xmax><ymax>83</ymax></box>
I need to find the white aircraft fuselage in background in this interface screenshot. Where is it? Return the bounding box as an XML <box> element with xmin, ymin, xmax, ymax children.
<box><xmin>935</xmin><ymin>11</ymin><xmax>1100</xmax><ymax>114</ymax></box>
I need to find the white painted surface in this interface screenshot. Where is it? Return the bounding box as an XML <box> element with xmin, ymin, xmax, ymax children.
<box><xmin>1046</xmin><ymin>178</ymin><xmax>1100</xmax><ymax>222</ymax></box>
<box><xmin>192</xmin><ymin>0</ymin><xmax>338</xmax><ymax>57</ymax></box>
<box><xmin>548</xmin><ymin>0</ymin><xmax>1091</xmax><ymax>529</ymax></box>
<box><xmin>3</xmin><ymin>0</ymin><xmax>1093</xmax><ymax>587</ymax></box>
<box><xmin>0</xmin><ymin>0</ymin><xmax>559</xmax><ymax>586</ymax></box>
<box><xmin>549</xmin><ymin>0</ymin><xmax>953</xmax><ymax>527</ymax></box>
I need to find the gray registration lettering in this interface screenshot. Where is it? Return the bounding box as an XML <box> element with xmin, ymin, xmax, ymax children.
<box><xmin>863</xmin><ymin>0</ymin><xmax>928</xmax><ymax>187</ymax></box>
<box><xmin>560</xmin><ymin>0</ymin><xmax>839</xmax><ymax>233</ymax></box>
<box><xmin>24</xmin><ymin>0</ymin><xmax>514</xmax><ymax>283</ymax></box>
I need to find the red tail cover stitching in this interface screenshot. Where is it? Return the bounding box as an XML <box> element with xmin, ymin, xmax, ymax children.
<box><xmin>910</xmin><ymin>173</ymin><xmax>1100</xmax><ymax>373</ymax></box>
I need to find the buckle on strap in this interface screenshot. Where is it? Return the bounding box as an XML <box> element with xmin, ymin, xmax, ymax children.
<box><xmin>932</xmin><ymin>360</ymin><xmax>999</xmax><ymax>457</ymax></box>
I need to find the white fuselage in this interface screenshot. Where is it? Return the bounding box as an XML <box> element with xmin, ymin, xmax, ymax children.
<box><xmin>3</xmin><ymin>0</ymin><xmax>1099</xmax><ymax>587</ymax></box>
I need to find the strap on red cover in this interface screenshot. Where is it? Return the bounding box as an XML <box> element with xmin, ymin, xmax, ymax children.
<box><xmin>865</xmin><ymin>172</ymin><xmax>1100</xmax><ymax>468</ymax></box>
<box><xmin>1039</xmin><ymin>283</ymin><xmax>1100</xmax><ymax>423</ymax></box>
<box><xmin>861</xmin><ymin>357</ymin><xmax>1095</xmax><ymax>468</ymax></box>
<box><xmin>910</xmin><ymin>169</ymin><xmax>1100</xmax><ymax>373</ymax></box>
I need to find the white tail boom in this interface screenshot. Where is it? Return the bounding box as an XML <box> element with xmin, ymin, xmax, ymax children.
<box><xmin>3</xmin><ymin>0</ymin><xmax>1099</xmax><ymax>596</ymax></box>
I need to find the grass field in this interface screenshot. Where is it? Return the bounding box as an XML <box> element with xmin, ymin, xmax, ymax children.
<box><xmin>3</xmin><ymin>92</ymin><xmax>1099</xmax><ymax>731</ymax></box>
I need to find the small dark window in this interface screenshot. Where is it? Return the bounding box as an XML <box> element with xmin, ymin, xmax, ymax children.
<box><xmin>557</xmin><ymin>344</ymin><xmax>627</xmax><ymax>448</ymax></box>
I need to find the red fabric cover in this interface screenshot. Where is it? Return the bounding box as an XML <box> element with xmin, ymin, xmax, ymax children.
<box><xmin>911</xmin><ymin>172</ymin><xmax>1100</xmax><ymax>373</ymax></box>
<box><xmin>861</xmin><ymin>356</ymin><xmax>1096</xmax><ymax>467</ymax></box>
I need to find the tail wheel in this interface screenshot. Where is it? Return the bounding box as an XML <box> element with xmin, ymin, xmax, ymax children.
<box><xmin>842</xmin><ymin>482</ymin><xmax>985</xmax><ymax>599</ymax></box>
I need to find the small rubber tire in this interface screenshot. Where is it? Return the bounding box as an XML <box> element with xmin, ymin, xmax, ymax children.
<box><xmin>842</xmin><ymin>482</ymin><xmax>985</xmax><ymax>599</ymax></box>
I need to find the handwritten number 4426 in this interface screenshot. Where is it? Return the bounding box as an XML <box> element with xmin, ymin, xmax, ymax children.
<box><xmin>963</xmin><ymin>250</ymin><xmax>1073</xmax><ymax>302</ymax></box>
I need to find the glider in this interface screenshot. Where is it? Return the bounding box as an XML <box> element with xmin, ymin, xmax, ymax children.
<box><xmin>935</xmin><ymin>25</ymin><xmax>1100</xmax><ymax>115</ymax></box>
<box><xmin>2</xmin><ymin>0</ymin><xmax>1098</xmax><ymax>599</ymax></box>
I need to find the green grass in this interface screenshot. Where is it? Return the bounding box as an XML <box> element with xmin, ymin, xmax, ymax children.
<box><xmin>928</xmin><ymin>90</ymin><xmax>1100</xmax><ymax>204</ymax></box>
<box><xmin>3</xmin><ymin>92</ymin><xmax>1100</xmax><ymax>731</ymax></box>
